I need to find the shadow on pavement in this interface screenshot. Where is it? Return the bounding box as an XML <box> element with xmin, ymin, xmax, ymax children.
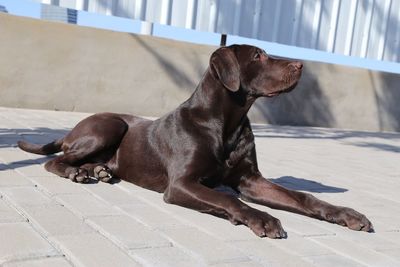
<box><xmin>214</xmin><ymin>175</ymin><xmax>347</xmax><ymax>196</ymax></box>
<box><xmin>269</xmin><ymin>176</ymin><xmax>348</xmax><ymax>193</ymax></box>
<box><xmin>0</xmin><ymin>156</ymin><xmax>52</xmax><ymax>170</ymax></box>
<box><xmin>0</xmin><ymin>127</ymin><xmax>69</xmax><ymax>149</ymax></box>
<box><xmin>0</xmin><ymin>127</ymin><xmax>63</xmax><ymax>170</ymax></box>
<box><xmin>252</xmin><ymin>124</ymin><xmax>400</xmax><ymax>153</ymax></box>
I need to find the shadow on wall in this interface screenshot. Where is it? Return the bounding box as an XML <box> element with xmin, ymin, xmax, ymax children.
<box><xmin>130</xmin><ymin>34</ymin><xmax>206</xmax><ymax>91</ymax></box>
<box><xmin>371</xmin><ymin>71</ymin><xmax>400</xmax><ymax>132</ymax></box>
<box><xmin>130</xmin><ymin>32</ymin><xmax>337</xmax><ymax>128</ymax></box>
<box><xmin>253</xmin><ymin>66</ymin><xmax>335</xmax><ymax>128</ymax></box>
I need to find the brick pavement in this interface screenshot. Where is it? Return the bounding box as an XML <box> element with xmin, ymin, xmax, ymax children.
<box><xmin>0</xmin><ymin>107</ymin><xmax>399</xmax><ymax>267</ymax></box>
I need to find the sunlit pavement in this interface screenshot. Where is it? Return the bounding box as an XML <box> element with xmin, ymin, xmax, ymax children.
<box><xmin>1</xmin><ymin>106</ymin><xmax>400</xmax><ymax>267</ymax></box>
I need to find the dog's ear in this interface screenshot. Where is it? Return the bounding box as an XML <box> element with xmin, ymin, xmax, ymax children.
<box><xmin>210</xmin><ymin>47</ymin><xmax>240</xmax><ymax>92</ymax></box>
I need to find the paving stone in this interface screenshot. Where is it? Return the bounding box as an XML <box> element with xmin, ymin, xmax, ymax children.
<box><xmin>111</xmin><ymin>182</ymin><xmax>254</xmax><ymax>241</ymax></box>
<box><xmin>319</xmin><ymin>192</ymin><xmax>400</xmax><ymax>217</ymax></box>
<box><xmin>121</xmin><ymin>188</ymin><xmax>257</xmax><ymax>240</ymax></box>
<box><xmin>0</xmin><ymin>116</ymin><xmax>32</xmax><ymax>130</ymax></box>
<box><xmin>0</xmin><ymin>148</ymin><xmax>41</xmax><ymax>165</ymax></box>
<box><xmin>272</xmin><ymin>232</ymin><xmax>333</xmax><ymax>257</ymax></box>
<box><xmin>313</xmin><ymin>218</ymin><xmax>400</xmax><ymax>251</ymax></box>
<box><xmin>376</xmin><ymin>248</ymin><xmax>400</xmax><ymax>262</ymax></box>
<box><xmin>310</xmin><ymin>235</ymin><xmax>400</xmax><ymax>267</ymax></box>
<box><xmin>212</xmin><ymin>261</ymin><xmax>264</xmax><ymax>267</ymax></box>
<box><xmin>14</xmin><ymin>164</ymin><xmax>57</xmax><ymax>178</ymax></box>
<box><xmin>87</xmin><ymin>215</ymin><xmax>171</xmax><ymax>249</ymax></box>
<box><xmin>3</xmin><ymin>256</ymin><xmax>72</xmax><ymax>267</ymax></box>
<box><xmin>120</xmin><ymin>203</ymin><xmax>187</xmax><ymax>230</ymax></box>
<box><xmin>2</xmin><ymin>107</ymin><xmax>400</xmax><ymax>267</ymax></box>
<box><xmin>0</xmin><ymin>197</ymin><xmax>25</xmax><ymax>223</ymax></box>
<box><xmin>116</xmin><ymin>180</ymin><xmax>148</xmax><ymax>192</ymax></box>
<box><xmin>0</xmin><ymin>223</ymin><xmax>60</xmax><ymax>264</ymax></box>
<box><xmin>21</xmin><ymin>203</ymin><xmax>94</xmax><ymax>237</ymax></box>
<box><xmin>0</xmin><ymin>187</ymin><xmax>53</xmax><ymax>207</ymax></box>
<box><xmin>304</xmin><ymin>254</ymin><xmax>365</xmax><ymax>267</ymax></box>
<box><xmin>28</xmin><ymin>176</ymin><xmax>89</xmax><ymax>196</ymax></box>
<box><xmin>160</xmin><ymin>226</ymin><xmax>250</xmax><ymax>265</ymax></box>
<box><xmin>368</xmin><ymin>215</ymin><xmax>400</xmax><ymax>232</ymax></box>
<box><xmin>55</xmin><ymin>233</ymin><xmax>141</xmax><ymax>267</ymax></box>
<box><xmin>0</xmin><ymin>169</ymin><xmax>33</xmax><ymax>187</ymax></box>
<box><xmin>126</xmin><ymin>185</ymin><xmax>165</xmax><ymax>203</ymax></box>
<box><xmin>82</xmin><ymin>182</ymin><xmax>141</xmax><ymax>205</ymax></box>
<box><xmin>164</xmin><ymin>204</ymin><xmax>255</xmax><ymax>241</ymax></box>
<box><xmin>130</xmin><ymin>246</ymin><xmax>201</xmax><ymax>267</ymax></box>
<box><xmin>55</xmin><ymin>193</ymin><xmax>121</xmax><ymax>218</ymax></box>
<box><xmin>376</xmin><ymin>232</ymin><xmax>400</xmax><ymax>246</ymax></box>
<box><xmin>232</xmin><ymin>239</ymin><xmax>315</xmax><ymax>267</ymax></box>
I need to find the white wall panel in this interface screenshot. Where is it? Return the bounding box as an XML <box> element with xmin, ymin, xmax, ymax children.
<box><xmin>35</xmin><ymin>0</ymin><xmax>400</xmax><ymax>62</ymax></box>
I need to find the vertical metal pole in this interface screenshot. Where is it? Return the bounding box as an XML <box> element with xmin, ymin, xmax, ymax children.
<box><xmin>220</xmin><ymin>34</ymin><xmax>227</xmax><ymax>46</ymax></box>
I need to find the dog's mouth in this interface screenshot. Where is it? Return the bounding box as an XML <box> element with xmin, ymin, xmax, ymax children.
<box><xmin>266</xmin><ymin>92</ymin><xmax>280</xmax><ymax>97</ymax></box>
<box><xmin>266</xmin><ymin>69</ymin><xmax>301</xmax><ymax>97</ymax></box>
<box><xmin>266</xmin><ymin>81</ymin><xmax>299</xmax><ymax>97</ymax></box>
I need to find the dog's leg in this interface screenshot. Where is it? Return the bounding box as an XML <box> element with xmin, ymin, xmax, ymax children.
<box><xmin>164</xmin><ymin>180</ymin><xmax>286</xmax><ymax>238</ymax></box>
<box><xmin>44</xmin><ymin>116</ymin><xmax>127</xmax><ymax>183</ymax></box>
<box><xmin>238</xmin><ymin>175</ymin><xmax>373</xmax><ymax>232</ymax></box>
<box><xmin>44</xmin><ymin>155</ymin><xmax>90</xmax><ymax>183</ymax></box>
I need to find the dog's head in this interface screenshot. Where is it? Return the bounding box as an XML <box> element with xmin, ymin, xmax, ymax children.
<box><xmin>210</xmin><ymin>44</ymin><xmax>302</xmax><ymax>97</ymax></box>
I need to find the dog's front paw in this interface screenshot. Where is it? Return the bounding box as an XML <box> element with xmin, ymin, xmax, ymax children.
<box><xmin>326</xmin><ymin>207</ymin><xmax>374</xmax><ymax>232</ymax></box>
<box><xmin>242</xmin><ymin>209</ymin><xmax>287</xmax><ymax>239</ymax></box>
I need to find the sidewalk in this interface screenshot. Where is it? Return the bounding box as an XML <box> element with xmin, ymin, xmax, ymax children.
<box><xmin>0</xmin><ymin>106</ymin><xmax>399</xmax><ymax>267</ymax></box>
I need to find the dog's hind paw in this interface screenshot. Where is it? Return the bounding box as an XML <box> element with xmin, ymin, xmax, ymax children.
<box><xmin>94</xmin><ymin>165</ymin><xmax>113</xmax><ymax>183</ymax></box>
<box><xmin>68</xmin><ymin>168</ymin><xmax>90</xmax><ymax>183</ymax></box>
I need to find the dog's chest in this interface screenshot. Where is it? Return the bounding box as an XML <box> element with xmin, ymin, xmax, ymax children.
<box><xmin>199</xmin><ymin>126</ymin><xmax>255</xmax><ymax>188</ymax></box>
<box><xmin>223</xmin><ymin>124</ymin><xmax>255</xmax><ymax>168</ymax></box>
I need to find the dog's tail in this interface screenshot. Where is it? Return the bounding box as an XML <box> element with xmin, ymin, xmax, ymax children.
<box><xmin>17</xmin><ymin>138</ymin><xmax>64</xmax><ymax>155</ymax></box>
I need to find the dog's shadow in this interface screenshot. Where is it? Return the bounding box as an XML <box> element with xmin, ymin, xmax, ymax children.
<box><xmin>0</xmin><ymin>156</ymin><xmax>122</xmax><ymax>185</ymax></box>
<box><xmin>83</xmin><ymin>177</ymin><xmax>121</xmax><ymax>185</ymax></box>
<box><xmin>0</xmin><ymin>156</ymin><xmax>53</xmax><ymax>171</ymax></box>
<box><xmin>215</xmin><ymin>175</ymin><xmax>347</xmax><ymax>197</ymax></box>
<box><xmin>269</xmin><ymin>176</ymin><xmax>347</xmax><ymax>193</ymax></box>
<box><xmin>2</xmin><ymin>153</ymin><xmax>345</xmax><ymax>191</ymax></box>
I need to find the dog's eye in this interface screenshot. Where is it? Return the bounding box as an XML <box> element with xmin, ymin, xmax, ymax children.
<box><xmin>253</xmin><ymin>52</ymin><xmax>261</xmax><ymax>61</ymax></box>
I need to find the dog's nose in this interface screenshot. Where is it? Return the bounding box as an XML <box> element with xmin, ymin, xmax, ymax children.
<box><xmin>290</xmin><ymin>61</ymin><xmax>303</xmax><ymax>70</ymax></box>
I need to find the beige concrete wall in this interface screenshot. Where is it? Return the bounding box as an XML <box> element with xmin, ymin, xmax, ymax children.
<box><xmin>1</xmin><ymin>13</ymin><xmax>399</xmax><ymax>132</ymax></box>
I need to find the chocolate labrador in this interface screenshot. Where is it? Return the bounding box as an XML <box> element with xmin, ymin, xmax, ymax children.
<box><xmin>18</xmin><ymin>45</ymin><xmax>373</xmax><ymax>238</ymax></box>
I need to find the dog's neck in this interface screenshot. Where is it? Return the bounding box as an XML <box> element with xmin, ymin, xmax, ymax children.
<box><xmin>186</xmin><ymin>70</ymin><xmax>256</xmax><ymax>139</ymax></box>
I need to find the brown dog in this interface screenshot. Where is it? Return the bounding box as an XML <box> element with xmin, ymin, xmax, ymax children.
<box><xmin>18</xmin><ymin>45</ymin><xmax>373</xmax><ymax>238</ymax></box>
